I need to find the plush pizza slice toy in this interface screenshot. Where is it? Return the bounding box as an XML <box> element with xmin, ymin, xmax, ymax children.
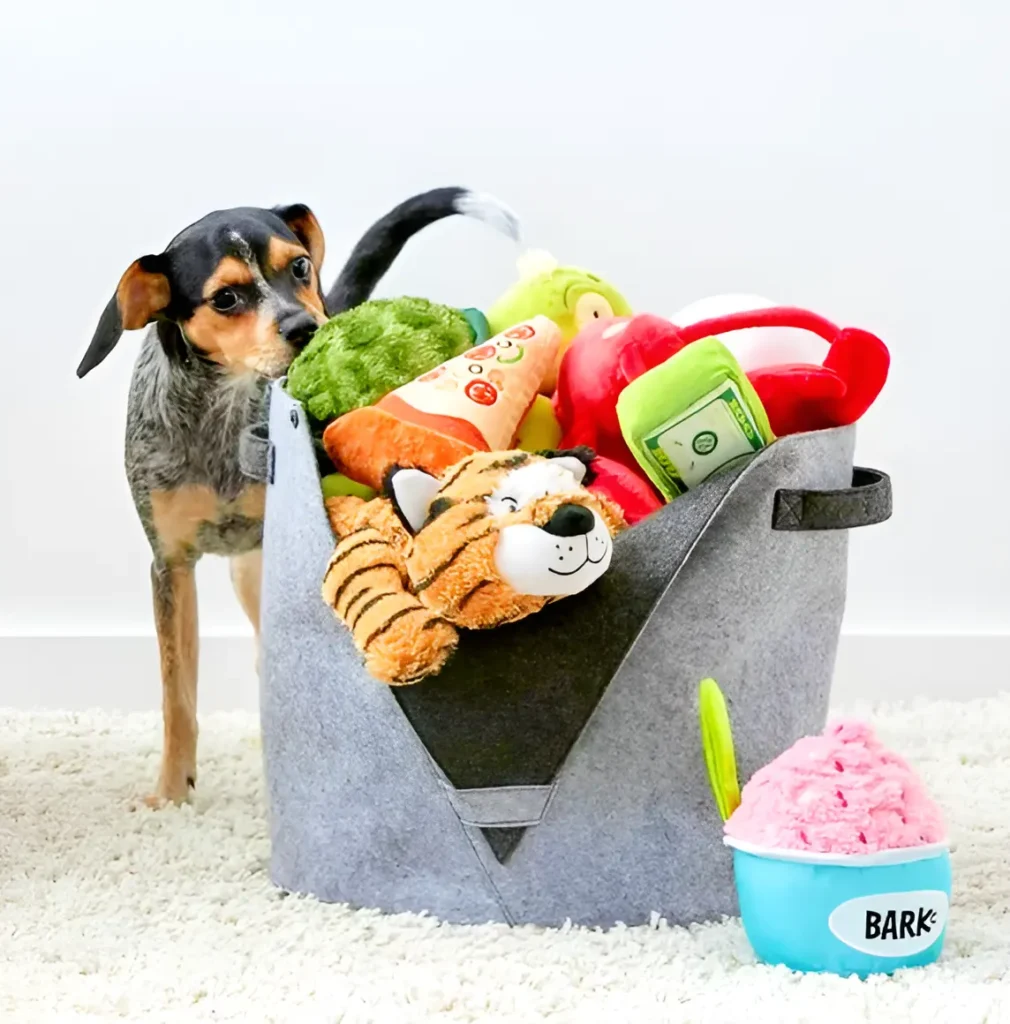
<box><xmin>323</xmin><ymin>317</ymin><xmax>562</xmax><ymax>489</ymax></box>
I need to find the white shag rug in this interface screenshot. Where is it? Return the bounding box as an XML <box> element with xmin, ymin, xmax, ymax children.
<box><xmin>2</xmin><ymin>697</ymin><xmax>1009</xmax><ymax>1023</ymax></box>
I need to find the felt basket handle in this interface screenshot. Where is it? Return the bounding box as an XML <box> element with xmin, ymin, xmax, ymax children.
<box><xmin>772</xmin><ymin>467</ymin><xmax>892</xmax><ymax>531</ymax></box>
<box><xmin>674</xmin><ymin>306</ymin><xmax>842</xmax><ymax>347</ymax></box>
<box><xmin>240</xmin><ymin>421</ymin><xmax>274</xmax><ymax>484</ymax></box>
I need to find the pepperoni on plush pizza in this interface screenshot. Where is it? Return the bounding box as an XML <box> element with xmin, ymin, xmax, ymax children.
<box><xmin>466</xmin><ymin>344</ymin><xmax>497</xmax><ymax>360</ymax></box>
<box><xmin>504</xmin><ymin>324</ymin><xmax>535</xmax><ymax>340</ymax></box>
<box><xmin>465</xmin><ymin>379</ymin><xmax>498</xmax><ymax>406</ymax></box>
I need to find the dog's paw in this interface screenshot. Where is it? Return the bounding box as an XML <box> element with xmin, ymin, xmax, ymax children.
<box><xmin>137</xmin><ymin>772</ymin><xmax>196</xmax><ymax>810</ymax></box>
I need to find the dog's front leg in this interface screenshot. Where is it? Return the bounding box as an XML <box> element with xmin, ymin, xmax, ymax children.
<box><xmin>148</xmin><ymin>559</ymin><xmax>199</xmax><ymax>806</ymax></box>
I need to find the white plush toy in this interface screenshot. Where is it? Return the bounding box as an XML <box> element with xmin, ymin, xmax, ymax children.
<box><xmin>670</xmin><ymin>294</ymin><xmax>829</xmax><ymax>372</ymax></box>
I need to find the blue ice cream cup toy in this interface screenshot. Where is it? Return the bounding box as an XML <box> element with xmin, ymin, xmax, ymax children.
<box><xmin>698</xmin><ymin>679</ymin><xmax>952</xmax><ymax>978</ymax></box>
<box><xmin>726</xmin><ymin>837</ymin><xmax>951</xmax><ymax>977</ymax></box>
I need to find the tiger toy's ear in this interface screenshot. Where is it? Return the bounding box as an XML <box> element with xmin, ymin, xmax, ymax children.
<box><xmin>537</xmin><ymin>446</ymin><xmax>597</xmax><ymax>486</ymax></box>
<box><xmin>384</xmin><ymin>466</ymin><xmax>443</xmax><ymax>534</ymax></box>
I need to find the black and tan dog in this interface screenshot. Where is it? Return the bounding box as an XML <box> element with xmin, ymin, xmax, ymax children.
<box><xmin>77</xmin><ymin>187</ymin><xmax>519</xmax><ymax>806</ymax></box>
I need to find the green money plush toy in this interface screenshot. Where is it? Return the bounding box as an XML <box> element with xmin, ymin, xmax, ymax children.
<box><xmin>617</xmin><ymin>337</ymin><xmax>775</xmax><ymax>502</ymax></box>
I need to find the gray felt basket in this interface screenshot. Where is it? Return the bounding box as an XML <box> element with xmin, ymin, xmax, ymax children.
<box><xmin>240</xmin><ymin>381</ymin><xmax>891</xmax><ymax>928</ymax></box>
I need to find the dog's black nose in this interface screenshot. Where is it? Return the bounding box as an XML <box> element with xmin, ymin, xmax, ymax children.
<box><xmin>280</xmin><ymin>312</ymin><xmax>318</xmax><ymax>347</ymax></box>
<box><xmin>543</xmin><ymin>503</ymin><xmax>595</xmax><ymax>538</ymax></box>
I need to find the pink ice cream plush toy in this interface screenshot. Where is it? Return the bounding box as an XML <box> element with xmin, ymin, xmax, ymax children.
<box><xmin>724</xmin><ymin>720</ymin><xmax>946</xmax><ymax>856</ymax></box>
<box><xmin>699</xmin><ymin>681</ymin><xmax>952</xmax><ymax>978</ymax></box>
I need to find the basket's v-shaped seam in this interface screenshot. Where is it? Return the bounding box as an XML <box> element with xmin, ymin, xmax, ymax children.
<box><xmin>531</xmin><ymin>434</ymin><xmax>819</xmax><ymax>827</ymax></box>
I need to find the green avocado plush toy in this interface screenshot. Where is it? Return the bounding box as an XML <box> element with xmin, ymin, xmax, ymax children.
<box><xmin>286</xmin><ymin>296</ymin><xmax>477</xmax><ymax>428</ymax></box>
<box><xmin>485</xmin><ymin>250</ymin><xmax>632</xmax><ymax>393</ymax></box>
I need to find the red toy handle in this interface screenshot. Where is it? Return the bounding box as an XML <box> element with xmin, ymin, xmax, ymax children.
<box><xmin>659</xmin><ymin>305</ymin><xmax>887</xmax><ymax>435</ymax></box>
<box><xmin>618</xmin><ymin>306</ymin><xmax>842</xmax><ymax>385</ymax></box>
<box><xmin>668</xmin><ymin>306</ymin><xmax>888</xmax><ymax>436</ymax></box>
<box><xmin>674</xmin><ymin>306</ymin><xmax>841</xmax><ymax>346</ymax></box>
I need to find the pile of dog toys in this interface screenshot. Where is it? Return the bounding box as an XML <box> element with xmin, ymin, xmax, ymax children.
<box><xmin>288</xmin><ymin>254</ymin><xmax>890</xmax><ymax>684</ymax></box>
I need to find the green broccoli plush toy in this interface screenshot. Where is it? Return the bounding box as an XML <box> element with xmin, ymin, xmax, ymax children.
<box><xmin>286</xmin><ymin>296</ymin><xmax>477</xmax><ymax>428</ymax></box>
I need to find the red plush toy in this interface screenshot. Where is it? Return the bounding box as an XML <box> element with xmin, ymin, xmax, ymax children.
<box><xmin>554</xmin><ymin>307</ymin><xmax>889</xmax><ymax>457</ymax></box>
<box><xmin>683</xmin><ymin>307</ymin><xmax>890</xmax><ymax>437</ymax></box>
<box><xmin>588</xmin><ymin>455</ymin><xmax>663</xmax><ymax>525</ymax></box>
<box><xmin>553</xmin><ymin>314</ymin><xmax>687</xmax><ymax>473</ymax></box>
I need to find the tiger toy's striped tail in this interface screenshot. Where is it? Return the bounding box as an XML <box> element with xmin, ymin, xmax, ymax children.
<box><xmin>322</xmin><ymin>495</ymin><xmax>459</xmax><ymax>685</ymax></box>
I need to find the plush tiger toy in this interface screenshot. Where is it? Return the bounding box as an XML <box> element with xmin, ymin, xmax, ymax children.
<box><xmin>322</xmin><ymin>447</ymin><xmax>626</xmax><ymax>684</ymax></box>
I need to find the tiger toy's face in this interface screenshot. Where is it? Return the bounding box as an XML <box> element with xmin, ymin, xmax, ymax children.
<box><xmin>322</xmin><ymin>447</ymin><xmax>627</xmax><ymax>684</ymax></box>
<box><xmin>387</xmin><ymin>448</ymin><xmax>626</xmax><ymax>631</ymax></box>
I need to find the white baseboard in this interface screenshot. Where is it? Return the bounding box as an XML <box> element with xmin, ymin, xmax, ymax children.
<box><xmin>0</xmin><ymin>633</ymin><xmax>1006</xmax><ymax>712</ymax></box>
<box><xmin>831</xmin><ymin>633</ymin><xmax>1010</xmax><ymax>705</ymax></box>
<box><xmin>0</xmin><ymin>635</ymin><xmax>260</xmax><ymax>712</ymax></box>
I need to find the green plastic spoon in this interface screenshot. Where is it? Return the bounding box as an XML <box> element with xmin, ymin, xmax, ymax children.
<box><xmin>698</xmin><ymin>678</ymin><xmax>741</xmax><ymax>822</ymax></box>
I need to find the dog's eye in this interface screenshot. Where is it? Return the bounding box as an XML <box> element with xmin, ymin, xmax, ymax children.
<box><xmin>502</xmin><ymin>496</ymin><xmax>518</xmax><ymax>513</ymax></box>
<box><xmin>210</xmin><ymin>288</ymin><xmax>240</xmax><ymax>313</ymax></box>
<box><xmin>291</xmin><ymin>257</ymin><xmax>311</xmax><ymax>282</ymax></box>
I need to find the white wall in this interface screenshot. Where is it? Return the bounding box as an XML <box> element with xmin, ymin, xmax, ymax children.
<box><xmin>1</xmin><ymin>0</ymin><xmax>1008</xmax><ymax>707</ymax></box>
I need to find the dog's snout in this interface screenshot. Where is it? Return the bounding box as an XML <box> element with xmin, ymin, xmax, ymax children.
<box><xmin>280</xmin><ymin>311</ymin><xmax>318</xmax><ymax>347</ymax></box>
<box><xmin>543</xmin><ymin>503</ymin><xmax>595</xmax><ymax>538</ymax></box>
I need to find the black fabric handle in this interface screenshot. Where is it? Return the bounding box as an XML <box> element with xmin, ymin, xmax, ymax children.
<box><xmin>773</xmin><ymin>467</ymin><xmax>892</xmax><ymax>532</ymax></box>
<box><xmin>239</xmin><ymin>422</ymin><xmax>273</xmax><ymax>484</ymax></box>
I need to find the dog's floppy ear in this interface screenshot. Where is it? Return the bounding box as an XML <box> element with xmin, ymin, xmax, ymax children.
<box><xmin>77</xmin><ymin>255</ymin><xmax>171</xmax><ymax>378</ymax></box>
<box><xmin>273</xmin><ymin>204</ymin><xmax>325</xmax><ymax>269</ymax></box>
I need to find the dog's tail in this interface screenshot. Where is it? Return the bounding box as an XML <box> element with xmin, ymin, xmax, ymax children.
<box><xmin>325</xmin><ymin>187</ymin><xmax>521</xmax><ymax>314</ymax></box>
